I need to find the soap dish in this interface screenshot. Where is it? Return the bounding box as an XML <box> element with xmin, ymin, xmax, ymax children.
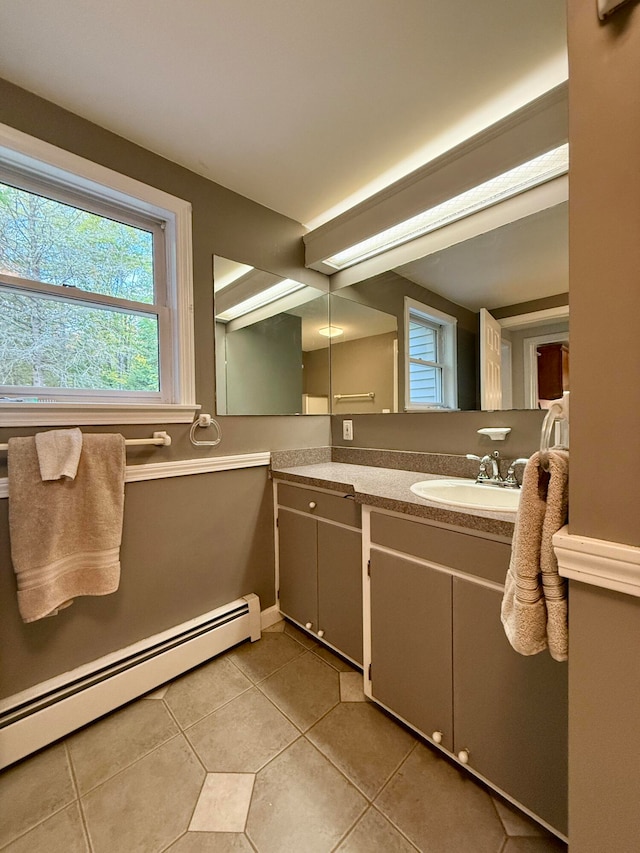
<box><xmin>477</xmin><ymin>427</ymin><xmax>511</xmax><ymax>441</ymax></box>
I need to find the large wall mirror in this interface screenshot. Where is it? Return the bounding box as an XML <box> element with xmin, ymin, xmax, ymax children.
<box><xmin>331</xmin><ymin>200</ymin><xmax>569</xmax><ymax>413</ymax></box>
<box><xmin>214</xmin><ymin>256</ymin><xmax>330</xmax><ymax>415</ymax></box>
<box><xmin>214</xmin><ymin>201</ymin><xmax>568</xmax><ymax>415</ymax></box>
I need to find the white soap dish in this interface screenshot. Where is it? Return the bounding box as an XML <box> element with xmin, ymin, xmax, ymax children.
<box><xmin>477</xmin><ymin>427</ymin><xmax>511</xmax><ymax>441</ymax></box>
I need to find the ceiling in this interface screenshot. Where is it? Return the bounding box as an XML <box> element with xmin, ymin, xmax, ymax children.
<box><xmin>0</xmin><ymin>0</ymin><xmax>567</xmax><ymax>229</ymax></box>
<box><xmin>396</xmin><ymin>202</ymin><xmax>569</xmax><ymax>312</ymax></box>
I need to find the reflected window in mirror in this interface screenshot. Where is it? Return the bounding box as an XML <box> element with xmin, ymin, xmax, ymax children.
<box><xmin>405</xmin><ymin>298</ymin><xmax>458</xmax><ymax>410</ymax></box>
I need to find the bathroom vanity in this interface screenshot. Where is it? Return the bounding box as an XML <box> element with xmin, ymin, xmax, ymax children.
<box><xmin>272</xmin><ymin>457</ymin><xmax>568</xmax><ymax>838</ymax></box>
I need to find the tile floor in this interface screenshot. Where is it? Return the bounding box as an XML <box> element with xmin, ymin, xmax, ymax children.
<box><xmin>0</xmin><ymin>621</ymin><xmax>568</xmax><ymax>852</ymax></box>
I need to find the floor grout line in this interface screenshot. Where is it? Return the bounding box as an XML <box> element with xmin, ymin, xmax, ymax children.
<box><xmin>64</xmin><ymin>741</ymin><xmax>94</xmax><ymax>853</ymax></box>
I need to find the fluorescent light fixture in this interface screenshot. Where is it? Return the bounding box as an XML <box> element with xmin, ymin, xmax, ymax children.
<box><xmin>216</xmin><ymin>278</ymin><xmax>306</xmax><ymax>322</ymax></box>
<box><xmin>318</xmin><ymin>325</ymin><xmax>344</xmax><ymax>338</ymax></box>
<box><xmin>324</xmin><ymin>144</ymin><xmax>569</xmax><ymax>270</ymax></box>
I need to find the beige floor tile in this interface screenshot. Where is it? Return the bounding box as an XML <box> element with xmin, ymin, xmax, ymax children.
<box><xmin>188</xmin><ymin>773</ymin><xmax>255</xmax><ymax>832</ymax></box>
<box><xmin>313</xmin><ymin>645</ymin><xmax>357</xmax><ymax>672</ymax></box>
<box><xmin>82</xmin><ymin>734</ymin><xmax>205</xmax><ymax>853</ymax></box>
<box><xmin>307</xmin><ymin>702</ymin><xmax>416</xmax><ymax>799</ymax></box>
<box><xmin>246</xmin><ymin>738</ymin><xmax>366</xmax><ymax>853</ymax></box>
<box><xmin>493</xmin><ymin>797</ymin><xmax>544</xmax><ymax>837</ymax></box>
<box><xmin>164</xmin><ymin>656</ymin><xmax>252</xmax><ymax>728</ymax></box>
<box><xmin>502</xmin><ymin>838</ymin><xmax>567</xmax><ymax>852</ymax></box>
<box><xmin>336</xmin><ymin>806</ymin><xmax>418</xmax><ymax>852</ymax></box>
<box><xmin>1</xmin><ymin>803</ymin><xmax>88</xmax><ymax>853</ymax></box>
<box><xmin>228</xmin><ymin>633</ymin><xmax>305</xmax><ymax>682</ymax></box>
<box><xmin>67</xmin><ymin>698</ymin><xmax>179</xmax><ymax>794</ymax></box>
<box><xmin>165</xmin><ymin>833</ymin><xmax>254</xmax><ymax>851</ymax></box>
<box><xmin>258</xmin><ymin>651</ymin><xmax>340</xmax><ymax>731</ymax></box>
<box><xmin>375</xmin><ymin>744</ymin><xmax>506</xmax><ymax>853</ymax></box>
<box><xmin>262</xmin><ymin>619</ymin><xmax>285</xmax><ymax>633</ymax></box>
<box><xmin>187</xmin><ymin>687</ymin><xmax>298</xmax><ymax>772</ymax></box>
<box><xmin>340</xmin><ymin>671</ymin><xmax>367</xmax><ymax>702</ymax></box>
<box><xmin>283</xmin><ymin>620</ymin><xmax>318</xmax><ymax>648</ymax></box>
<box><xmin>0</xmin><ymin>743</ymin><xmax>76</xmax><ymax>848</ymax></box>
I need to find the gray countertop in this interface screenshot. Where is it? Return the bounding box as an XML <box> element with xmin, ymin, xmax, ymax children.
<box><xmin>271</xmin><ymin>461</ymin><xmax>516</xmax><ymax>540</ymax></box>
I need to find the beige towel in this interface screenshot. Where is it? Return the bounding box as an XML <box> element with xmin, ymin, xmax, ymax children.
<box><xmin>35</xmin><ymin>427</ymin><xmax>83</xmax><ymax>481</ymax></box>
<box><xmin>8</xmin><ymin>433</ymin><xmax>126</xmax><ymax>623</ymax></box>
<box><xmin>501</xmin><ymin>450</ymin><xmax>569</xmax><ymax>662</ymax></box>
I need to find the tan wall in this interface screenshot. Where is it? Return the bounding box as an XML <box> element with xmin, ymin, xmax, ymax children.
<box><xmin>567</xmin><ymin>3</ymin><xmax>640</xmax><ymax>851</ymax></box>
<box><xmin>568</xmin><ymin>3</ymin><xmax>640</xmax><ymax>547</ymax></box>
<box><xmin>0</xmin><ymin>79</ymin><xmax>331</xmax><ymax>694</ymax></box>
<box><xmin>330</xmin><ymin>332</ymin><xmax>397</xmax><ymax>414</ymax></box>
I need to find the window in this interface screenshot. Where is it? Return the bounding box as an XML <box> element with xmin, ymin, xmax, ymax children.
<box><xmin>0</xmin><ymin>123</ymin><xmax>195</xmax><ymax>426</ymax></box>
<box><xmin>405</xmin><ymin>298</ymin><xmax>457</xmax><ymax>410</ymax></box>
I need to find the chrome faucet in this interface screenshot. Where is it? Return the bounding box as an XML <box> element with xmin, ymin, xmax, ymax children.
<box><xmin>502</xmin><ymin>458</ymin><xmax>530</xmax><ymax>489</ymax></box>
<box><xmin>466</xmin><ymin>451</ymin><xmax>502</xmax><ymax>485</ymax></box>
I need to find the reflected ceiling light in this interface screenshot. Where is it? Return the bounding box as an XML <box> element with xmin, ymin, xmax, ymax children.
<box><xmin>324</xmin><ymin>144</ymin><xmax>569</xmax><ymax>271</ymax></box>
<box><xmin>318</xmin><ymin>325</ymin><xmax>344</xmax><ymax>338</ymax></box>
<box><xmin>217</xmin><ymin>278</ymin><xmax>306</xmax><ymax>322</ymax></box>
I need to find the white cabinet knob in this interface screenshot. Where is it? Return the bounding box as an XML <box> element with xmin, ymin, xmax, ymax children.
<box><xmin>317</xmin><ymin>629</ymin><xmax>325</xmax><ymax>638</ymax></box>
<box><xmin>308</xmin><ymin>501</ymin><xmax>317</xmax><ymax>509</ymax></box>
<box><xmin>305</xmin><ymin>622</ymin><xmax>313</xmax><ymax>630</ymax></box>
<box><xmin>457</xmin><ymin>749</ymin><xmax>470</xmax><ymax>765</ymax></box>
<box><xmin>432</xmin><ymin>731</ymin><xmax>443</xmax><ymax>744</ymax></box>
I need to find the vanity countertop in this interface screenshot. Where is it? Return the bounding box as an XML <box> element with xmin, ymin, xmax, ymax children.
<box><xmin>271</xmin><ymin>461</ymin><xmax>516</xmax><ymax>539</ymax></box>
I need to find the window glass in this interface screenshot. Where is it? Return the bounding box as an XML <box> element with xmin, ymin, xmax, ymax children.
<box><xmin>0</xmin><ymin>181</ymin><xmax>155</xmax><ymax>303</ymax></box>
<box><xmin>0</xmin><ymin>289</ymin><xmax>159</xmax><ymax>393</ymax></box>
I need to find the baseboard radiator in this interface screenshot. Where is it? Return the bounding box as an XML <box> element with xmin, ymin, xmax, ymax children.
<box><xmin>0</xmin><ymin>593</ymin><xmax>261</xmax><ymax>769</ymax></box>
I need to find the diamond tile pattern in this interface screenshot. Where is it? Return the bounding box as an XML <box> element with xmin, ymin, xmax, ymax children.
<box><xmin>0</xmin><ymin>620</ymin><xmax>566</xmax><ymax>852</ymax></box>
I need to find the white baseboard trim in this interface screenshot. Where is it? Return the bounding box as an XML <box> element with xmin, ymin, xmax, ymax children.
<box><xmin>0</xmin><ymin>451</ymin><xmax>270</xmax><ymax>499</ymax></box>
<box><xmin>554</xmin><ymin>525</ymin><xmax>640</xmax><ymax>598</ymax></box>
<box><xmin>260</xmin><ymin>604</ymin><xmax>282</xmax><ymax>630</ymax></box>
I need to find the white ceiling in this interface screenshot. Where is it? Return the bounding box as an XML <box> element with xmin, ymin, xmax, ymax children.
<box><xmin>0</xmin><ymin>0</ymin><xmax>567</xmax><ymax>229</ymax></box>
<box><xmin>396</xmin><ymin>202</ymin><xmax>569</xmax><ymax>312</ymax></box>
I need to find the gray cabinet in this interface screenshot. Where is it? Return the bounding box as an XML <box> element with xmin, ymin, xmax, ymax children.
<box><xmin>277</xmin><ymin>482</ymin><xmax>363</xmax><ymax>664</ymax></box>
<box><xmin>368</xmin><ymin>509</ymin><xmax>568</xmax><ymax>836</ymax></box>
<box><xmin>370</xmin><ymin>550</ymin><xmax>453</xmax><ymax>750</ymax></box>
<box><xmin>453</xmin><ymin>579</ymin><xmax>568</xmax><ymax>834</ymax></box>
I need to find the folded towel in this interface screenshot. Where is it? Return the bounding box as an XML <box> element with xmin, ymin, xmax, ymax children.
<box><xmin>35</xmin><ymin>427</ymin><xmax>83</xmax><ymax>481</ymax></box>
<box><xmin>501</xmin><ymin>450</ymin><xmax>569</xmax><ymax>662</ymax></box>
<box><xmin>8</xmin><ymin>433</ymin><xmax>126</xmax><ymax>623</ymax></box>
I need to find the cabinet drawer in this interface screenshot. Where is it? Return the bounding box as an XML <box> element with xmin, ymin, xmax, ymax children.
<box><xmin>277</xmin><ymin>482</ymin><xmax>361</xmax><ymax>528</ymax></box>
<box><xmin>370</xmin><ymin>511</ymin><xmax>510</xmax><ymax>585</ymax></box>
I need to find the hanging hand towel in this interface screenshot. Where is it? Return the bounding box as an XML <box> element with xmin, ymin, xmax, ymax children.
<box><xmin>35</xmin><ymin>427</ymin><xmax>83</xmax><ymax>481</ymax></box>
<box><xmin>8</xmin><ymin>433</ymin><xmax>126</xmax><ymax>623</ymax></box>
<box><xmin>501</xmin><ymin>450</ymin><xmax>569</xmax><ymax>661</ymax></box>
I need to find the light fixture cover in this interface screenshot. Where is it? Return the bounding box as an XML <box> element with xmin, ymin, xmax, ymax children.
<box><xmin>217</xmin><ymin>279</ymin><xmax>305</xmax><ymax>322</ymax></box>
<box><xmin>318</xmin><ymin>325</ymin><xmax>344</xmax><ymax>338</ymax></box>
<box><xmin>325</xmin><ymin>144</ymin><xmax>569</xmax><ymax>270</ymax></box>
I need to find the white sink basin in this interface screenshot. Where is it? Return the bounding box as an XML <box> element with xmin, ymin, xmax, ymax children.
<box><xmin>410</xmin><ymin>478</ymin><xmax>521</xmax><ymax>513</ymax></box>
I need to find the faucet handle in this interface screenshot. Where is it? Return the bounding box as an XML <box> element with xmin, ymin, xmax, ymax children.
<box><xmin>504</xmin><ymin>457</ymin><xmax>530</xmax><ymax>488</ymax></box>
<box><xmin>466</xmin><ymin>453</ymin><xmax>490</xmax><ymax>482</ymax></box>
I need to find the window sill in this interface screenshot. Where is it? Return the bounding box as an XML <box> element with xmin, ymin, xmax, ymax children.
<box><xmin>0</xmin><ymin>402</ymin><xmax>200</xmax><ymax>427</ymax></box>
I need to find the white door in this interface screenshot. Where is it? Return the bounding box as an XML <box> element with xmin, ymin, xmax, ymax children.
<box><xmin>480</xmin><ymin>308</ymin><xmax>502</xmax><ymax>411</ymax></box>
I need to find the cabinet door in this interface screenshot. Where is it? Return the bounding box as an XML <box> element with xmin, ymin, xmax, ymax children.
<box><xmin>370</xmin><ymin>550</ymin><xmax>453</xmax><ymax>750</ymax></box>
<box><xmin>453</xmin><ymin>579</ymin><xmax>568</xmax><ymax>835</ymax></box>
<box><xmin>317</xmin><ymin>522</ymin><xmax>363</xmax><ymax>664</ymax></box>
<box><xmin>278</xmin><ymin>509</ymin><xmax>318</xmax><ymax>630</ymax></box>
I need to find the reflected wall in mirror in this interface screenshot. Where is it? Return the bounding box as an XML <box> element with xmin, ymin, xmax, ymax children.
<box><xmin>214</xmin><ymin>256</ymin><xmax>330</xmax><ymax>415</ymax></box>
<box><xmin>331</xmin><ymin>201</ymin><xmax>569</xmax><ymax>412</ymax></box>
<box><xmin>326</xmin><ymin>298</ymin><xmax>398</xmax><ymax>414</ymax></box>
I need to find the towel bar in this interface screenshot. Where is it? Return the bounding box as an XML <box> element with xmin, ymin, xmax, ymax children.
<box><xmin>333</xmin><ymin>392</ymin><xmax>375</xmax><ymax>400</ymax></box>
<box><xmin>0</xmin><ymin>430</ymin><xmax>171</xmax><ymax>452</ymax></box>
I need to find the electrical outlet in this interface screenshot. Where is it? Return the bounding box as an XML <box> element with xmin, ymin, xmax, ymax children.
<box><xmin>342</xmin><ymin>419</ymin><xmax>353</xmax><ymax>441</ymax></box>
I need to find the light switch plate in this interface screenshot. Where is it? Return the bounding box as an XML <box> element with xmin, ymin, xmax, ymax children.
<box><xmin>342</xmin><ymin>419</ymin><xmax>353</xmax><ymax>440</ymax></box>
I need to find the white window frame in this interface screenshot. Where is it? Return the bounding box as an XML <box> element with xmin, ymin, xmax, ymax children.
<box><xmin>0</xmin><ymin>123</ymin><xmax>196</xmax><ymax>426</ymax></box>
<box><xmin>404</xmin><ymin>297</ymin><xmax>458</xmax><ymax>411</ymax></box>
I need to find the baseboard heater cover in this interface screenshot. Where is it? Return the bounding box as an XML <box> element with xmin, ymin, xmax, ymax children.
<box><xmin>0</xmin><ymin>593</ymin><xmax>261</xmax><ymax>769</ymax></box>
